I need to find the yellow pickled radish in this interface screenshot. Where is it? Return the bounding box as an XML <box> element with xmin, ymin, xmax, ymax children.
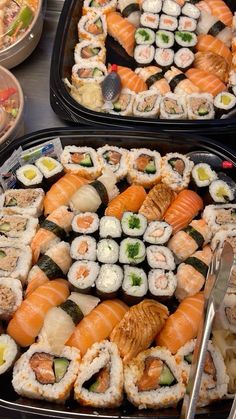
<box><xmin>197</xmin><ymin>167</ymin><xmax>209</xmax><ymax>181</ymax></box>
<box><xmin>23</xmin><ymin>169</ymin><xmax>37</xmax><ymax>180</ymax></box>
<box><xmin>221</xmin><ymin>95</ymin><xmax>231</xmax><ymax>106</ymax></box>
<box><xmin>42</xmin><ymin>158</ymin><xmax>57</xmax><ymax>171</ymax></box>
<box><xmin>0</xmin><ymin>344</ymin><xmax>6</xmax><ymax>366</ymax></box>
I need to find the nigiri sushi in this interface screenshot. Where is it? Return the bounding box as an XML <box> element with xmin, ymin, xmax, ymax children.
<box><xmin>139</xmin><ymin>183</ymin><xmax>175</xmax><ymax>222</ymax></box>
<box><xmin>204</xmin><ymin>0</ymin><xmax>233</xmax><ymax>27</ymax></box>
<box><xmin>44</xmin><ymin>173</ymin><xmax>88</xmax><ymax>215</ymax></box>
<box><xmin>31</xmin><ymin>206</ymin><xmax>73</xmax><ymax>264</ymax></box>
<box><xmin>175</xmin><ymin>245</ymin><xmax>212</xmax><ymax>301</ymax></box>
<box><xmin>7</xmin><ymin>279</ymin><xmax>69</xmax><ymax>347</ymax></box>
<box><xmin>186</xmin><ymin>68</ymin><xmax>227</xmax><ymax>96</ymax></box>
<box><xmin>66</xmin><ymin>299</ymin><xmax>128</xmax><ymax>356</ymax></box>
<box><xmin>194</xmin><ymin>51</ymin><xmax>229</xmax><ymax>83</ymax></box>
<box><xmin>197</xmin><ymin>10</ymin><xmax>232</xmax><ymax>47</ymax></box>
<box><xmin>165</xmin><ymin>66</ymin><xmax>199</xmax><ymax>95</ymax></box>
<box><xmin>135</xmin><ymin>66</ymin><xmax>171</xmax><ymax>95</ymax></box>
<box><xmin>196</xmin><ymin>34</ymin><xmax>232</xmax><ymax>67</ymax></box>
<box><xmin>164</xmin><ymin>190</ymin><xmax>203</xmax><ymax>234</ymax></box>
<box><xmin>105</xmin><ymin>184</ymin><xmax>146</xmax><ymax>220</ymax></box>
<box><xmin>107</xmin><ymin>12</ymin><xmax>136</xmax><ymax>57</ymax></box>
<box><xmin>118</xmin><ymin>0</ymin><xmax>141</xmax><ymax>27</ymax></box>
<box><xmin>116</xmin><ymin>65</ymin><xmax>147</xmax><ymax>93</ymax></box>
<box><xmin>156</xmin><ymin>293</ymin><xmax>204</xmax><ymax>354</ymax></box>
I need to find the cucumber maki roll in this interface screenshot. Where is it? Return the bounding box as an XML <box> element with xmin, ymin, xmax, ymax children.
<box><xmin>16</xmin><ymin>164</ymin><xmax>43</xmax><ymax>188</ymax></box>
<box><xmin>135</xmin><ymin>28</ymin><xmax>155</xmax><ymax>45</ymax></box>
<box><xmin>122</xmin><ymin>265</ymin><xmax>148</xmax><ymax>302</ymax></box>
<box><xmin>97</xmin><ymin>239</ymin><xmax>119</xmax><ymax>263</ymax></box>
<box><xmin>121</xmin><ymin>212</ymin><xmax>147</xmax><ymax>237</ymax></box>
<box><xmin>95</xmin><ymin>264</ymin><xmax>123</xmax><ymax>299</ymax></box>
<box><xmin>68</xmin><ymin>260</ymin><xmax>99</xmax><ymax>292</ymax></box>
<box><xmin>175</xmin><ymin>31</ymin><xmax>197</xmax><ymax>47</ymax></box>
<box><xmin>0</xmin><ymin>334</ymin><xmax>18</xmax><ymax>375</ymax></box>
<box><xmin>156</xmin><ymin>30</ymin><xmax>175</xmax><ymax>49</ymax></box>
<box><xmin>119</xmin><ymin>238</ymin><xmax>146</xmax><ymax>264</ymax></box>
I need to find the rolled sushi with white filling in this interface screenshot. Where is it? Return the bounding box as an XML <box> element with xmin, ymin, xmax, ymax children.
<box><xmin>95</xmin><ymin>264</ymin><xmax>123</xmax><ymax>298</ymax></box>
<box><xmin>68</xmin><ymin>260</ymin><xmax>99</xmax><ymax>292</ymax></box>
<box><xmin>209</xmin><ymin>179</ymin><xmax>235</xmax><ymax>203</ymax></box>
<box><xmin>162</xmin><ymin>0</ymin><xmax>181</xmax><ymax>17</ymax></box>
<box><xmin>97</xmin><ymin>239</ymin><xmax>119</xmax><ymax>263</ymax></box>
<box><xmin>118</xmin><ymin>0</ymin><xmax>141</xmax><ymax>27</ymax></box>
<box><xmin>99</xmin><ymin>216</ymin><xmax>122</xmax><ymax>238</ymax></box>
<box><xmin>174</xmin><ymin>47</ymin><xmax>195</xmax><ymax>71</ymax></box>
<box><xmin>192</xmin><ymin>163</ymin><xmax>217</xmax><ymax>187</ymax></box>
<box><xmin>155</xmin><ymin>48</ymin><xmax>174</xmax><ymax>69</ymax></box>
<box><xmin>70</xmin><ymin>236</ymin><xmax>97</xmax><ymax>261</ymax></box>
<box><xmin>142</xmin><ymin>0</ymin><xmax>162</xmax><ymax>14</ymax></box>
<box><xmin>144</xmin><ymin>221</ymin><xmax>173</xmax><ymax>245</ymax></box>
<box><xmin>121</xmin><ymin>212</ymin><xmax>147</xmax><ymax>237</ymax></box>
<box><xmin>148</xmin><ymin>269</ymin><xmax>177</xmax><ymax>298</ymax></box>
<box><xmin>16</xmin><ymin>165</ymin><xmax>43</xmax><ymax>188</ymax></box>
<box><xmin>181</xmin><ymin>2</ymin><xmax>200</xmax><ymax>19</ymax></box>
<box><xmin>0</xmin><ymin>334</ymin><xmax>18</xmax><ymax>375</ymax></box>
<box><xmin>147</xmin><ymin>245</ymin><xmax>176</xmax><ymax>270</ymax></box>
<box><xmin>119</xmin><ymin>238</ymin><xmax>146</xmax><ymax>264</ymax></box>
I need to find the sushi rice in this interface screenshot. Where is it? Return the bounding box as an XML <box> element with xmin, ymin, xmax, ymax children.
<box><xmin>0</xmin><ymin>334</ymin><xmax>18</xmax><ymax>375</ymax></box>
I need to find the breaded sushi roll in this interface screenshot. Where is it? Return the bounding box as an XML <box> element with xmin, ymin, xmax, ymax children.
<box><xmin>124</xmin><ymin>346</ymin><xmax>185</xmax><ymax>409</ymax></box>
<box><xmin>74</xmin><ymin>340</ymin><xmax>123</xmax><ymax>408</ymax></box>
<box><xmin>0</xmin><ymin>278</ymin><xmax>23</xmax><ymax>320</ymax></box>
<box><xmin>133</xmin><ymin>91</ymin><xmax>161</xmax><ymax>118</ymax></box>
<box><xmin>147</xmin><ymin>246</ymin><xmax>176</xmax><ymax>270</ymax></box>
<box><xmin>0</xmin><ymin>213</ymin><xmax>38</xmax><ymax>244</ymax></box>
<box><xmin>109</xmin><ymin>88</ymin><xmax>135</xmax><ymax>116</ymax></box>
<box><xmin>203</xmin><ymin>204</ymin><xmax>236</xmax><ymax>233</ymax></box>
<box><xmin>127</xmin><ymin>148</ymin><xmax>161</xmax><ymax>188</ymax></box>
<box><xmin>148</xmin><ymin>269</ymin><xmax>177</xmax><ymax>298</ymax></box>
<box><xmin>83</xmin><ymin>0</ymin><xmax>117</xmax><ymax>15</ymax></box>
<box><xmin>68</xmin><ymin>261</ymin><xmax>99</xmax><ymax>292</ymax></box>
<box><xmin>214</xmin><ymin>293</ymin><xmax>236</xmax><ymax>334</ymax></box>
<box><xmin>97</xmin><ymin>239</ymin><xmax>119</xmax><ymax>263</ymax></box>
<box><xmin>121</xmin><ymin>212</ymin><xmax>147</xmax><ymax>237</ymax></box>
<box><xmin>186</xmin><ymin>93</ymin><xmax>215</xmax><ymax>120</ymax></box>
<box><xmin>70</xmin><ymin>236</ymin><xmax>97</xmax><ymax>261</ymax></box>
<box><xmin>0</xmin><ymin>239</ymin><xmax>32</xmax><ymax>284</ymax></box>
<box><xmin>97</xmin><ymin>145</ymin><xmax>128</xmax><ymax>181</ymax></box>
<box><xmin>119</xmin><ymin>238</ymin><xmax>146</xmax><ymax>265</ymax></box>
<box><xmin>12</xmin><ymin>343</ymin><xmax>80</xmax><ymax>403</ymax></box>
<box><xmin>99</xmin><ymin>216</ymin><xmax>122</xmax><ymax>238</ymax></box>
<box><xmin>72</xmin><ymin>212</ymin><xmax>99</xmax><ymax>234</ymax></box>
<box><xmin>78</xmin><ymin>9</ymin><xmax>107</xmax><ymax>42</ymax></box>
<box><xmin>16</xmin><ymin>165</ymin><xmax>43</xmax><ymax>188</ymax></box>
<box><xmin>160</xmin><ymin>94</ymin><xmax>187</xmax><ymax>120</ymax></box>
<box><xmin>122</xmin><ymin>265</ymin><xmax>148</xmax><ymax>301</ymax></box>
<box><xmin>0</xmin><ymin>188</ymin><xmax>44</xmax><ymax>217</ymax></box>
<box><xmin>74</xmin><ymin>40</ymin><xmax>106</xmax><ymax>64</ymax></box>
<box><xmin>144</xmin><ymin>221</ymin><xmax>173</xmax><ymax>245</ymax></box>
<box><xmin>60</xmin><ymin>146</ymin><xmax>102</xmax><ymax>179</ymax></box>
<box><xmin>0</xmin><ymin>334</ymin><xmax>18</xmax><ymax>375</ymax></box>
<box><xmin>192</xmin><ymin>163</ymin><xmax>217</xmax><ymax>188</ymax></box>
<box><xmin>161</xmin><ymin>152</ymin><xmax>194</xmax><ymax>192</ymax></box>
<box><xmin>96</xmin><ymin>264</ymin><xmax>123</xmax><ymax>299</ymax></box>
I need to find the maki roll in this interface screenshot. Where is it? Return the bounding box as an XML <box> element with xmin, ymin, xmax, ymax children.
<box><xmin>192</xmin><ymin>163</ymin><xmax>217</xmax><ymax>187</ymax></box>
<box><xmin>214</xmin><ymin>92</ymin><xmax>236</xmax><ymax>117</ymax></box>
<box><xmin>74</xmin><ymin>40</ymin><xmax>106</xmax><ymax>64</ymax></box>
<box><xmin>72</xmin><ymin>63</ymin><xmax>108</xmax><ymax>88</ymax></box>
<box><xmin>174</xmin><ymin>48</ymin><xmax>195</xmax><ymax>71</ymax></box>
<box><xmin>0</xmin><ymin>188</ymin><xmax>44</xmax><ymax>217</ymax></box>
<box><xmin>181</xmin><ymin>2</ymin><xmax>200</xmax><ymax>19</ymax></box>
<box><xmin>160</xmin><ymin>152</ymin><xmax>194</xmax><ymax>191</ymax></box>
<box><xmin>74</xmin><ymin>340</ymin><xmax>123</xmax><ymax>408</ymax></box>
<box><xmin>203</xmin><ymin>204</ymin><xmax>236</xmax><ymax>233</ymax></box>
<box><xmin>83</xmin><ymin>0</ymin><xmax>117</xmax><ymax>14</ymax></box>
<box><xmin>78</xmin><ymin>10</ymin><xmax>107</xmax><ymax>42</ymax></box>
<box><xmin>144</xmin><ymin>221</ymin><xmax>173</xmax><ymax>245</ymax></box>
<box><xmin>140</xmin><ymin>13</ymin><xmax>159</xmax><ymax>29</ymax></box>
<box><xmin>97</xmin><ymin>145</ymin><xmax>128</xmax><ymax>181</ymax></box>
<box><xmin>97</xmin><ymin>239</ymin><xmax>119</xmax><ymax>263</ymax></box>
<box><xmin>118</xmin><ymin>0</ymin><xmax>141</xmax><ymax>27</ymax></box>
<box><xmin>178</xmin><ymin>16</ymin><xmax>197</xmax><ymax>32</ymax></box>
<box><xmin>147</xmin><ymin>246</ymin><xmax>176</xmax><ymax>270</ymax></box>
<box><xmin>99</xmin><ymin>216</ymin><xmax>122</xmax><ymax>238</ymax></box>
<box><xmin>72</xmin><ymin>212</ymin><xmax>99</xmax><ymax>234</ymax></box>
<box><xmin>142</xmin><ymin>0</ymin><xmax>162</xmax><ymax>14</ymax></box>
<box><xmin>12</xmin><ymin>343</ymin><xmax>80</xmax><ymax>403</ymax></box>
<box><xmin>134</xmin><ymin>45</ymin><xmax>155</xmax><ymax>65</ymax></box>
<box><xmin>70</xmin><ymin>236</ymin><xmax>97</xmax><ymax>261</ymax></box>
<box><xmin>175</xmin><ymin>31</ymin><xmax>197</xmax><ymax>48</ymax></box>
<box><xmin>109</xmin><ymin>89</ymin><xmax>135</xmax><ymax>116</ymax></box>
<box><xmin>0</xmin><ymin>334</ymin><xmax>18</xmax><ymax>375</ymax></box>
<box><xmin>148</xmin><ymin>269</ymin><xmax>177</xmax><ymax>298</ymax></box>
<box><xmin>135</xmin><ymin>28</ymin><xmax>155</xmax><ymax>45</ymax></box>
<box><xmin>155</xmin><ymin>48</ymin><xmax>174</xmax><ymax>69</ymax></box>
<box><xmin>124</xmin><ymin>346</ymin><xmax>185</xmax><ymax>409</ymax></box>
<box><xmin>16</xmin><ymin>165</ymin><xmax>43</xmax><ymax>188</ymax></box>
<box><xmin>119</xmin><ymin>238</ymin><xmax>146</xmax><ymax>264</ymax></box>
<box><xmin>0</xmin><ymin>213</ymin><xmax>38</xmax><ymax>244</ymax></box>
<box><xmin>186</xmin><ymin>93</ymin><xmax>215</xmax><ymax>120</ymax></box>
<box><xmin>122</xmin><ymin>265</ymin><xmax>148</xmax><ymax>301</ymax></box>
<box><xmin>0</xmin><ymin>278</ymin><xmax>22</xmax><ymax>320</ymax></box>
<box><xmin>155</xmin><ymin>30</ymin><xmax>175</xmax><ymax>49</ymax></box>
<box><xmin>209</xmin><ymin>179</ymin><xmax>235</xmax><ymax>203</ymax></box>
<box><xmin>121</xmin><ymin>212</ymin><xmax>147</xmax><ymax>237</ymax></box>
<box><xmin>96</xmin><ymin>264</ymin><xmax>123</xmax><ymax>298</ymax></box>
<box><xmin>60</xmin><ymin>146</ymin><xmax>102</xmax><ymax>179</ymax></box>
<box><xmin>0</xmin><ymin>240</ymin><xmax>32</xmax><ymax>284</ymax></box>
<box><xmin>68</xmin><ymin>261</ymin><xmax>99</xmax><ymax>292</ymax></box>
<box><xmin>214</xmin><ymin>293</ymin><xmax>236</xmax><ymax>334</ymax></box>
<box><xmin>159</xmin><ymin>14</ymin><xmax>178</xmax><ymax>31</ymax></box>
<box><xmin>133</xmin><ymin>91</ymin><xmax>161</xmax><ymax>117</ymax></box>
<box><xmin>162</xmin><ymin>0</ymin><xmax>181</xmax><ymax>17</ymax></box>
<box><xmin>127</xmin><ymin>148</ymin><xmax>162</xmax><ymax>188</ymax></box>
<box><xmin>160</xmin><ymin>93</ymin><xmax>187</xmax><ymax>119</ymax></box>
<box><xmin>35</xmin><ymin>157</ymin><xmax>64</xmax><ymax>185</ymax></box>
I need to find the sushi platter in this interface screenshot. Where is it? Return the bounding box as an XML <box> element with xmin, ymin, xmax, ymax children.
<box><xmin>50</xmin><ymin>0</ymin><xmax>236</xmax><ymax>132</ymax></box>
<box><xmin>0</xmin><ymin>127</ymin><xmax>235</xmax><ymax>418</ymax></box>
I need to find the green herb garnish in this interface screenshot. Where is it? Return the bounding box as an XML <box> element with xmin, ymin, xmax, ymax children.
<box><xmin>128</xmin><ymin>215</ymin><xmax>140</xmax><ymax>230</ymax></box>
<box><xmin>126</xmin><ymin>242</ymin><xmax>140</xmax><ymax>259</ymax></box>
<box><xmin>130</xmin><ymin>274</ymin><xmax>142</xmax><ymax>286</ymax></box>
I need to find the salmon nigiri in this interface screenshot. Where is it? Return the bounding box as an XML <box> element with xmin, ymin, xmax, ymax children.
<box><xmin>164</xmin><ymin>190</ymin><xmax>203</xmax><ymax>234</ymax></box>
<box><xmin>66</xmin><ymin>299</ymin><xmax>128</xmax><ymax>356</ymax></box>
<box><xmin>135</xmin><ymin>66</ymin><xmax>171</xmax><ymax>95</ymax></box>
<box><xmin>105</xmin><ymin>184</ymin><xmax>146</xmax><ymax>220</ymax></box>
<box><xmin>204</xmin><ymin>0</ymin><xmax>233</xmax><ymax>27</ymax></box>
<box><xmin>116</xmin><ymin>65</ymin><xmax>147</xmax><ymax>93</ymax></box>
<box><xmin>156</xmin><ymin>293</ymin><xmax>204</xmax><ymax>354</ymax></box>
<box><xmin>186</xmin><ymin>68</ymin><xmax>227</xmax><ymax>96</ymax></box>
<box><xmin>7</xmin><ymin>279</ymin><xmax>69</xmax><ymax>347</ymax></box>
<box><xmin>44</xmin><ymin>173</ymin><xmax>88</xmax><ymax>215</ymax></box>
<box><xmin>165</xmin><ymin>66</ymin><xmax>199</xmax><ymax>94</ymax></box>
<box><xmin>196</xmin><ymin>34</ymin><xmax>232</xmax><ymax>67</ymax></box>
<box><xmin>107</xmin><ymin>12</ymin><xmax>136</xmax><ymax>57</ymax></box>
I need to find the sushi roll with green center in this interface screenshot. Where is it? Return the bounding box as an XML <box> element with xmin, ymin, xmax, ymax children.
<box><xmin>135</xmin><ymin>28</ymin><xmax>155</xmax><ymax>45</ymax></box>
<box><xmin>97</xmin><ymin>239</ymin><xmax>119</xmax><ymax>263</ymax></box>
<box><xmin>68</xmin><ymin>260</ymin><xmax>100</xmax><ymax>292</ymax></box>
<box><xmin>0</xmin><ymin>334</ymin><xmax>18</xmax><ymax>375</ymax></box>
<box><xmin>96</xmin><ymin>264</ymin><xmax>123</xmax><ymax>298</ymax></box>
<box><xmin>175</xmin><ymin>31</ymin><xmax>197</xmax><ymax>47</ymax></box>
<box><xmin>122</xmin><ymin>265</ymin><xmax>148</xmax><ymax>301</ymax></box>
<box><xmin>147</xmin><ymin>245</ymin><xmax>176</xmax><ymax>270</ymax></box>
<box><xmin>144</xmin><ymin>221</ymin><xmax>173</xmax><ymax>244</ymax></box>
<box><xmin>121</xmin><ymin>212</ymin><xmax>147</xmax><ymax>237</ymax></box>
<box><xmin>16</xmin><ymin>165</ymin><xmax>43</xmax><ymax>188</ymax></box>
<box><xmin>155</xmin><ymin>30</ymin><xmax>174</xmax><ymax>49</ymax></box>
<box><xmin>119</xmin><ymin>238</ymin><xmax>146</xmax><ymax>264</ymax></box>
<box><xmin>127</xmin><ymin>148</ymin><xmax>162</xmax><ymax>188</ymax></box>
<box><xmin>192</xmin><ymin>163</ymin><xmax>217</xmax><ymax>187</ymax></box>
<box><xmin>187</xmin><ymin>93</ymin><xmax>215</xmax><ymax>120</ymax></box>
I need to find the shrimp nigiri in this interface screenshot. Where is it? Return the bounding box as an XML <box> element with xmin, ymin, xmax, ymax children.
<box><xmin>105</xmin><ymin>184</ymin><xmax>147</xmax><ymax>220</ymax></box>
<box><xmin>7</xmin><ymin>279</ymin><xmax>69</xmax><ymax>347</ymax></box>
<box><xmin>116</xmin><ymin>65</ymin><xmax>147</xmax><ymax>93</ymax></box>
<box><xmin>135</xmin><ymin>66</ymin><xmax>171</xmax><ymax>95</ymax></box>
<box><xmin>156</xmin><ymin>293</ymin><xmax>204</xmax><ymax>353</ymax></box>
<box><xmin>197</xmin><ymin>10</ymin><xmax>232</xmax><ymax>47</ymax></box>
<box><xmin>204</xmin><ymin>0</ymin><xmax>233</xmax><ymax>27</ymax></box>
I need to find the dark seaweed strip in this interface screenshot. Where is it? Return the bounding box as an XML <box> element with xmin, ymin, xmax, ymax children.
<box><xmin>208</xmin><ymin>21</ymin><xmax>226</xmax><ymax>37</ymax></box>
<box><xmin>41</xmin><ymin>220</ymin><xmax>65</xmax><ymax>240</ymax></box>
<box><xmin>188</xmin><ymin>0</ymin><xmax>200</xmax><ymax>4</ymax></box>
<box><xmin>90</xmin><ymin>180</ymin><xmax>109</xmax><ymax>206</ymax></box>
<box><xmin>185</xmin><ymin>257</ymin><xmax>208</xmax><ymax>278</ymax></box>
<box><xmin>60</xmin><ymin>300</ymin><xmax>84</xmax><ymax>325</ymax></box>
<box><xmin>146</xmin><ymin>71</ymin><xmax>165</xmax><ymax>88</ymax></box>
<box><xmin>37</xmin><ymin>255</ymin><xmax>64</xmax><ymax>279</ymax></box>
<box><xmin>169</xmin><ymin>74</ymin><xmax>186</xmax><ymax>92</ymax></box>
<box><xmin>183</xmin><ymin>226</ymin><xmax>204</xmax><ymax>248</ymax></box>
<box><xmin>122</xmin><ymin>3</ymin><xmax>139</xmax><ymax>18</ymax></box>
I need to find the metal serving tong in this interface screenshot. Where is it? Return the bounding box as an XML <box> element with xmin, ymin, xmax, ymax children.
<box><xmin>180</xmin><ymin>240</ymin><xmax>234</xmax><ymax>419</ymax></box>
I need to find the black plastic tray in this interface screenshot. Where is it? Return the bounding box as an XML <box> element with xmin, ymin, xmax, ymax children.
<box><xmin>50</xmin><ymin>0</ymin><xmax>236</xmax><ymax>135</ymax></box>
<box><xmin>0</xmin><ymin>126</ymin><xmax>235</xmax><ymax>418</ymax></box>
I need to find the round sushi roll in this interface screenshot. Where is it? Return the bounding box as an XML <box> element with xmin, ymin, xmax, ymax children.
<box><xmin>140</xmin><ymin>12</ymin><xmax>159</xmax><ymax>29</ymax></box>
<box><xmin>155</xmin><ymin>48</ymin><xmax>174</xmax><ymax>69</ymax></box>
<box><xmin>161</xmin><ymin>152</ymin><xmax>194</xmax><ymax>191</ymax></box>
<box><xmin>178</xmin><ymin>16</ymin><xmax>197</xmax><ymax>32</ymax></box>
<box><xmin>78</xmin><ymin>10</ymin><xmax>107</xmax><ymax>42</ymax></box>
<box><xmin>68</xmin><ymin>260</ymin><xmax>99</xmax><ymax>292</ymax></box>
<box><xmin>74</xmin><ymin>40</ymin><xmax>106</xmax><ymax>64</ymax></box>
<box><xmin>0</xmin><ymin>213</ymin><xmax>38</xmax><ymax>244</ymax></box>
<box><xmin>142</xmin><ymin>0</ymin><xmax>162</xmax><ymax>14</ymax></box>
<box><xmin>12</xmin><ymin>342</ymin><xmax>81</xmax><ymax>403</ymax></box>
<box><xmin>181</xmin><ymin>2</ymin><xmax>200</xmax><ymax>20</ymax></box>
<box><xmin>74</xmin><ymin>340</ymin><xmax>123</xmax><ymax>408</ymax></box>
<box><xmin>1</xmin><ymin>188</ymin><xmax>45</xmax><ymax>217</ymax></box>
<box><xmin>16</xmin><ymin>165</ymin><xmax>43</xmax><ymax>189</ymax></box>
<box><xmin>214</xmin><ymin>293</ymin><xmax>236</xmax><ymax>334</ymax></box>
<box><xmin>148</xmin><ymin>269</ymin><xmax>177</xmax><ymax>298</ymax></box>
<box><xmin>214</xmin><ymin>92</ymin><xmax>236</xmax><ymax>117</ymax></box>
<box><xmin>0</xmin><ymin>278</ymin><xmax>23</xmax><ymax>320</ymax></box>
<box><xmin>134</xmin><ymin>45</ymin><xmax>155</xmax><ymax>65</ymax></box>
<box><xmin>70</xmin><ymin>236</ymin><xmax>97</xmax><ymax>261</ymax></box>
<box><xmin>159</xmin><ymin>14</ymin><xmax>178</xmax><ymax>31</ymax></box>
<box><xmin>118</xmin><ymin>0</ymin><xmax>141</xmax><ymax>27</ymax></box>
<box><xmin>144</xmin><ymin>221</ymin><xmax>173</xmax><ymax>244</ymax></box>
<box><xmin>72</xmin><ymin>212</ymin><xmax>99</xmax><ymax>234</ymax></box>
<box><xmin>109</xmin><ymin>89</ymin><xmax>135</xmax><ymax>116</ymax></box>
<box><xmin>202</xmin><ymin>204</ymin><xmax>236</xmax><ymax>234</ymax></box>
<box><xmin>0</xmin><ymin>334</ymin><xmax>18</xmax><ymax>375</ymax></box>
<box><xmin>155</xmin><ymin>30</ymin><xmax>174</xmax><ymax>49</ymax></box>
<box><xmin>122</xmin><ymin>265</ymin><xmax>148</xmax><ymax>302</ymax></box>
<box><xmin>35</xmin><ymin>157</ymin><xmax>64</xmax><ymax>185</ymax></box>
<box><xmin>209</xmin><ymin>179</ymin><xmax>235</xmax><ymax>203</ymax></box>
<box><xmin>162</xmin><ymin>0</ymin><xmax>181</xmax><ymax>17</ymax></box>
<box><xmin>97</xmin><ymin>145</ymin><xmax>128</xmax><ymax>181</ymax></box>
<box><xmin>72</xmin><ymin>62</ymin><xmax>108</xmax><ymax>88</ymax></box>
<box><xmin>99</xmin><ymin>216</ymin><xmax>122</xmax><ymax>238</ymax></box>
<box><xmin>160</xmin><ymin>93</ymin><xmax>187</xmax><ymax>120</ymax></box>
<box><xmin>175</xmin><ymin>31</ymin><xmax>197</xmax><ymax>48</ymax></box>
<box><xmin>174</xmin><ymin>48</ymin><xmax>195</xmax><ymax>71</ymax></box>
<box><xmin>127</xmin><ymin>148</ymin><xmax>162</xmax><ymax>188</ymax></box>
<box><xmin>83</xmin><ymin>0</ymin><xmax>117</xmax><ymax>14</ymax></box>
<box><xmin>135</xmin><ymin>28</ymin><xmax>155</xmax><ymax>45</ymax></box>
<box><xmin>124</xmin><ymin>346</ymin><xmax>185</xmax><ymax>409</ymax></box>
<box><xmin>97</xmin><ymin>239</ymin><xmax>119</xmax><ymax>263</ymax></box>
<box><xmin>192</xmin><ymin>163</ymin><xmax>217</xmax><ymax>187</ymax></box>
<box><xmin>147</xmin><ymin>245</ymin><xmax>176</xmax><ymax>270</ymax></box>
<box><xmin>121</xmin><ymin>212</ymin><xmax>147</xmax><ymax>237</ymax></box>
<box><xmin>186</xmin><ymin>93</ymin><xmax>215</xmax><ymax>120</ymax></box>
<box><xmin>0</xmin><ymin>239</ymin><xmax>32</xmax><ymax>285</ymax></box>
<box><xmin>133</xmin><ymin>91</ymin><xmax>161</xmax><ymax>117</ymax></box>
<box><xmin>119</xmin><ymin>238</ymin><xmax>146</xmax><ymax>264</ymax></box>
<box><xmin>60</xmin><ymin>146</ymin><xmax>102</xmax><ymax>179</ymax></box>
<box><xmin>95</xmin><ymin>264</ymin><xmax>123</xmax><ymax>298</ymax></box>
